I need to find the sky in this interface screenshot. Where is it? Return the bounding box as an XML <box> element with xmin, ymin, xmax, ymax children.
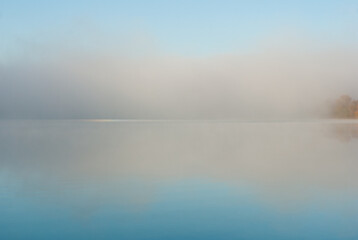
<box><xmin>1</xmin><ymin>0</ymin><xmax>357</xmax><ymax>56</ymax></box>
<box><xmin>0</xmin><ymin>0</ymin><xmax>358</xmax><ymax>119</ymax></box>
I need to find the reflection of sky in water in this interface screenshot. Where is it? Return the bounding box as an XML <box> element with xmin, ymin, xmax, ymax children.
<box><xmin>1</xmin><ymin>120</ymin><xmax>358</xmax><ymax>239</ymax></box>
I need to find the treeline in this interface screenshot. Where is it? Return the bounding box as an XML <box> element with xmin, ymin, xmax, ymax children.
<box><xmin>331</xmin><ymin>95</ymin><xmax>358</xmax><ymax>119</ymax></box>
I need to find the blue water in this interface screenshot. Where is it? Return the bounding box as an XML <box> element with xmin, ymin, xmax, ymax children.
<box><xmin>1</xmin><ymin>120</ymin><xmax>358</xmax><ymax>239</ymax></box>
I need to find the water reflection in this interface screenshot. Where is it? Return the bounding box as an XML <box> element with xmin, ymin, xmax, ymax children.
<box><xmin>330</xmin><ymin>123</ymin><xmax>358</xmax><ymax>142</ymax></box>
<box><xmin>1</xmin><ymin>120</ymin><xmax>358</xmax><ymax>239</ymax></box>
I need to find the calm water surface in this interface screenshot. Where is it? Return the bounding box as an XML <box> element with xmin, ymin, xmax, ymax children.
<box><xmin>1</xmin><ymin>120</ymin><xmax>358</xmax><ymax>240</ymax></box>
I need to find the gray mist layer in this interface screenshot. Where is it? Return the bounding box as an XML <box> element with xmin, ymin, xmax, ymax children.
<box><xmin>1</xmin><ymin>39</ymin><xmax>357</xmax><ymax>119</ymax></box>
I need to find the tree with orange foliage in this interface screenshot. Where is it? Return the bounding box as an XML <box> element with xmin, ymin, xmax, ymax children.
<box><xmin>331</xmin><ymin>95</ymin><xmax>358</xmax><ymax>118</ymax></box>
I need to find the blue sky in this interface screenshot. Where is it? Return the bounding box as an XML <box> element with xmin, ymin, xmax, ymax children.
<box><xmin>1</xmin><ymin>0</ymin><xmax>357</xmax><ymax>57</ymax></box>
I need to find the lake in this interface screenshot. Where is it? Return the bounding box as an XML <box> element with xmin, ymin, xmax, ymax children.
<box><xmin>1</xmin><ymin>120</ymin><xmax>358</xmax><ymax>240</ymax></box>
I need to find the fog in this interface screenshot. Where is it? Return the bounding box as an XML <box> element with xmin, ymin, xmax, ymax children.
<box><xmin>1</xmin><ymin>35</ymin><xmax>358</xmax><ymax>119</ymax></box>
<box><xmin>2</xmin><ymin>121</ymin><xmax>358</xmax><ymax>199</ymax></box>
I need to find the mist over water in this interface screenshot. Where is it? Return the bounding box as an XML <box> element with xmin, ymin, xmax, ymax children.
<box><xmin>2</xmin><ymin>22</ymin><xmax>358</xmax><ymax>240</ymax></box>
<box><xmin>1</xmin><ymin>35</ymin><xmax>358</xmax><ymax>119</ymax></box>
<box><xmin>2</xmin><ymin>1</ymin><xmax>358</xmax><ymax>239</ymax></box>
